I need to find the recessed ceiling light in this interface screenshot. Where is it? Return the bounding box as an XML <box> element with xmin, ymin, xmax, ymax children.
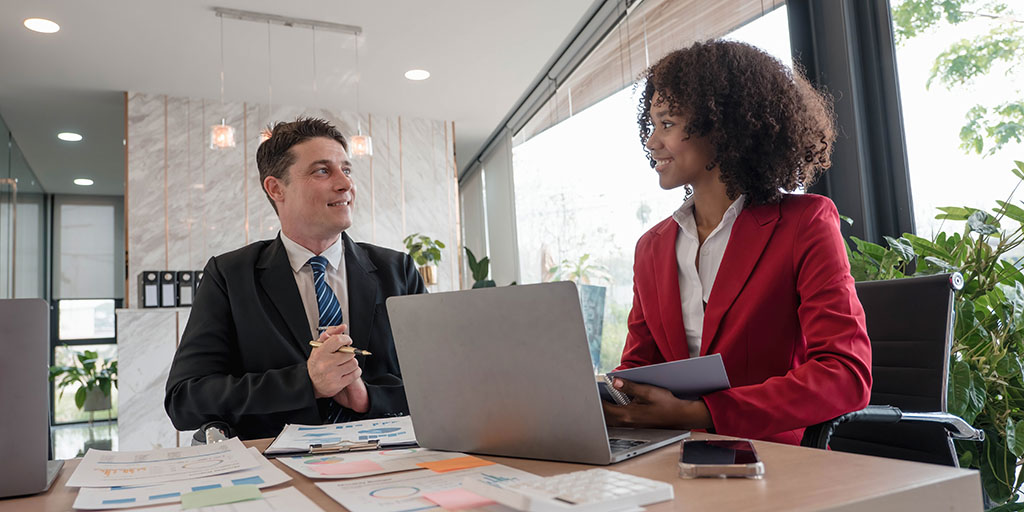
<box><xmin>73</xmin><ymin>178</ymin><xmax>94</xmax><ymax>186</ymax></box>
<box><xmin>57</xmin><ymin>132</ymin><xmax>82</xmax><ymax>142</ymax></box>
<box><xmin>24</xmin><ymin>18</ymin><xmax>60</xmax><ymax>34</ymax></box>
<box><xmin>404</xmin><ymin>69</ymin><xmax>430</xmax><ymax>81</ymax></box>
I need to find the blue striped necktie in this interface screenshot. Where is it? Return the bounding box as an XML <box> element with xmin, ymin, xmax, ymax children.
<box><xmin>308</xmin><ymin>256</ymin><xmax>344</xmax><ymax>329</ymax></box>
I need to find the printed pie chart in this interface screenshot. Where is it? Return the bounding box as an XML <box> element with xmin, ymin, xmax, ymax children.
<box><xmin>370</xmin><ymin>486</ymin><xmax>420</xmax><ymax>499</ymax></box>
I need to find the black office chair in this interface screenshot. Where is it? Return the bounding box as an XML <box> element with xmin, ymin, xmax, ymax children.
<box><xmin>801</xmin><ymin>273</ymin><xmax>983</xmax><ymax>466</ymax></box>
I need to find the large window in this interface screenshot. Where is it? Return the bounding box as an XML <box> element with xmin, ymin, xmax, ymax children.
<box><xmin>890</xmin><ymin>1</ymin><xmax>1024</xmax><ymax>239</ymax></box>
<box><xmin>50</xmin><ymin>194</ymin><xmax>124</xmax><ymax>426</ymax></box>
<box><xmin>511</xmin><ymin>6</ymin><xmax>792</xmax><ymax>372</ymax></box>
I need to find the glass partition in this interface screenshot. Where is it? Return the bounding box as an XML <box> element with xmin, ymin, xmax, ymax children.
<box><xmin>0</xmin><ymin>114</ymin><xmax>47</xmax><ymax>299</ymax></box>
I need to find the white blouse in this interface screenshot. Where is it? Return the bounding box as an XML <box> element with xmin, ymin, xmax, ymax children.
<box><xmin>672</xmin><ymin>194</ymin><xmax>746</xmax><ymax>358</ymax></box>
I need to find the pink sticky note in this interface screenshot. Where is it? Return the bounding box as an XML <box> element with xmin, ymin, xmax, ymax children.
<box><xmin>312</xmin><ymin>459</ymin><xmax>386</xmax><ymax>475</ymax></box>
<box><xmin>422</xmin><ymin>488</ymin><xmax>496</xmax><ymax>510</ymax></box>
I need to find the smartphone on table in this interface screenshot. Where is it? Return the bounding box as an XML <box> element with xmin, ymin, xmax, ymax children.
<box><xmin>678</xmin><ymin>439</ymin><xmax>764</xmax><ymax>479</ymax></box>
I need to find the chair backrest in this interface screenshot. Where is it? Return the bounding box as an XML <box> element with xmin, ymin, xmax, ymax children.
<box><xmin>828</xmin><ymin>273</ymin><xmax>961</xmax><ymax>466</ymax></box>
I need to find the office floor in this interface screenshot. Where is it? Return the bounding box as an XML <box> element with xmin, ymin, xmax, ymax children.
<box><xmin>51</xmin><ymin>419</ymin><xmax>118</xmax><ymax>460</ymax></box>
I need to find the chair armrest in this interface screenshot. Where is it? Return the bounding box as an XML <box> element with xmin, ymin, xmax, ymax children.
<box><xmin>800</xmin><ymin>405</ymin><xmax>984</xmax><ymax>449</ymax></box>
<box><xmin>899</xmin><ymin>412</ymin><xmax>984</xmax><ymax>441</ymax></box>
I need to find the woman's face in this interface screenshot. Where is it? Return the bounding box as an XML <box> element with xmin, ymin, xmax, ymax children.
<box><xmin>645</xmin><ymin>91</ymin><xmax>717</xmax><ymax>191</ymax></box>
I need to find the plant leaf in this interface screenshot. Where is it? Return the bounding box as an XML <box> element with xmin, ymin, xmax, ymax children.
<box><xmin>995</xmin><ymin>200</ymin><xmax>1024</xmax><ymax>224</ymax></box>
<box><xmin>948</xmin><ymin>360</ymin><xmax>971</xmax><ymax>418</ymax></box>
<box><xmin>966</xmin><ymin>210</ymin><xmax>999</xmax><ymax>234</ymax></box>
<box><xmin>934</xmin><ymin>206</ymin><xmax>976</xmax><ymax>221</ymax></box>
<box><xmin>1009</xmin><ymin>418</ymin><xmax>1024</xmax><ymax>458</ymax></box>
<box><xmin>924</xmin><ymin>256</ymin><xmax>959</xmax><ymax>272</ymax></box>
<box><xmin>884</xmin><ymin>236</ymin><xmax>915</xmax><ymax>262</ymax></box>
<box><xmin>75</xmin><ymin>386</ymin><xmax>87</xmax><ymax>409</ymax></box>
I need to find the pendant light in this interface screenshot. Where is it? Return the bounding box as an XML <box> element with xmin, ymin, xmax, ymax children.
<box><xmin>210</xmin><ymin>14</ymin><xmax>236</xmax><ymax>149</ymax></box>
<box><xmin>349</xmin><ymin>32</ymin><xmax>372</xmax><ymax>157</ymax></box>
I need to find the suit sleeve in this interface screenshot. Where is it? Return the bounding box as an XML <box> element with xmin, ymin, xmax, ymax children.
<box><xmin>164</xmin><ymin>256</ymin><xmax>323</xmax><ymax>433</ymax></box>
<box><xmin>344</xmin><ymin>253</ymin><xmax>426</xmax><ymax>421</ymax></box>
<box><xmin>701</xmin><ymin>198</ymin><xmax>872</xmax><ymax>439</ymax></box>
<box><xmin>617</xmin><ymin>237</ymin><xmax>668</xmax><ymax>370</ymax></box>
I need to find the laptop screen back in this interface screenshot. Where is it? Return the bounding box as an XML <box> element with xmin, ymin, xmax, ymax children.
<box><xmin>0</xmin><ymin>299</ymin><xmax>51</xmax><ymax>497</ymax></box>
<box><xmin>387</xmin><ymin>282</ymin><xmax>614</xmax><ymax>465</ymax></box>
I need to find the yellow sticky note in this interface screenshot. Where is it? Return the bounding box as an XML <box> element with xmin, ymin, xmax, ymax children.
<box><xmin>416</xmin><ymin>455</ymin><xmax>496</xmax><ymax>473</ymax></box>
<box><xmin>180</xmin><ymin>484</ymin><xmax>262</xmax><ymax>510</ymax></box>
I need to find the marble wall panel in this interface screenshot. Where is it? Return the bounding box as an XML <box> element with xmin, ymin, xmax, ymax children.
<box><xmin>166</xmin><ymin>97</ymin><xmax>192</xmax><ymax>270</ymax></box>
<box><xmin>446</xmin><ymin>121</ymin><xmax>462</xmax><ymax>288</ymax></box>
<box><xmin>372</xmin><ymin>116</ymin><xmax>405</xmax><ymax>252</ymax></box>
<box><xmin>403</xmin><ymin>117</ymin><xmax>452</xmax><ymax>291</ymax></box>
<box><xmin>116</xmin><ymin>309</ymin><xmax>178</xmax><ymax>451</ymax></box>
<box><xmin>437</xmin><ymin>121</ymin><xmax>458</xmax><ymax>291</ymax></box>
<box><xmin>187</xmin><ymin>99</ymin><xmax>208</xmax><ymax>268</ymax></box>
<box><xmin>200</xmin><ymin>101</ymin><xmax>247</xmax><ymax>258</ymax></box>
<box><xmin>127</xmin><ymin>93</ymin><xmax>168</xmax><ymax>308</ymax></box>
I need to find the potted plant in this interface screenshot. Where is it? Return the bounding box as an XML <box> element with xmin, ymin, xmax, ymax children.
<box><xmin>49</xmin><ymin>348</ymin><xmax>118</xmax><ymax>452</ymax></box>
<box><xmin>49</xmin><ymin>348</ymin><xmax>118</xmax><ymax>413</ymax></box>
<box><xmin>550</xmin><ymin>254</ymin><xmax>613</xmax><ymax>370</ymax></box>
<box><xmin>403</xmin><ymin>233</ymin><xmax>445</xmax><ymax>285</ymax></box>
<box><xmin>846</xmin><ymin>161</ymin><xmax>1024</xmax><ymax>506</ymax></box>
<box><xmin>465</xmin><ymin>247</ymin><xmax>495</xmax><ymax>288</ymax></box>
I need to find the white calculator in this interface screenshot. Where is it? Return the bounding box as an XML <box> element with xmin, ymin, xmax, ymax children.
<box><xmin>463</xmin><ymin>468</ymin><xmax>674</xmax><ymax>512</ymax></box>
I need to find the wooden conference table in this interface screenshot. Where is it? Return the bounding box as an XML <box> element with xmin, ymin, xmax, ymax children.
<box><xmin>2</xmin><ymin>433</ymin><xmax>982</xmax><ymax>512</ymax></box>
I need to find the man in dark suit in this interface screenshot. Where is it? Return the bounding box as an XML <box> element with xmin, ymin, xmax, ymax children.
<box><xmin>165</xmin><ymin>117</ymin><xmax>426</xmax><ymax>440</ymax></box>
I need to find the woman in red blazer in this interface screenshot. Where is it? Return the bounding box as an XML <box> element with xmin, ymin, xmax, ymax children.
<box><xmin>602</xmin><ymin>40</ymin><xmax>872</xmax><ymax>445</ymax></box>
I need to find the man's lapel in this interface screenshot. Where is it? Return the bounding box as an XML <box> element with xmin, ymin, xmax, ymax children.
<box><xmin>651</xmin><ymin>221</ymin><xmax>688</xmax><ymax>361</ymax></box>
<box><xmin>700</xmin><ymin>202</ymin><xmax>780</xmax><ymax>356</ymax></box>
<box><xmin>343</xmin><ymin>233</ymin><xmax>379</xmax><ymax>351</ymax></box>
<box><xmin>257</xmin><ymin>235</ymin><xmax>312</xmax><ymax>351</ymax></box>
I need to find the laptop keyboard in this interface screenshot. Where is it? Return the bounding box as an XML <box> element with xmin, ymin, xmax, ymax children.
<box><xmin>608</xmin><ymin>438</ymin><xmax>647</xmax><ymax>452</ymax></box>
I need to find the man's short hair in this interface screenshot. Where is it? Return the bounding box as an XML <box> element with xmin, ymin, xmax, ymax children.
<box><xmin>256</xmin><ymin>117</ymin><xmax>349</xmax><ymax>212</ymax></box>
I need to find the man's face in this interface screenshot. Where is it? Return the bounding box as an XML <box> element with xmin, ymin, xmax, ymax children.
<box><xmin>268</xmin><ymin>137</ymin><xmax>355</xmax><ymax>242</ymax></box>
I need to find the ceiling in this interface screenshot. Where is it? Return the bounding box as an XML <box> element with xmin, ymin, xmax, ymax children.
<box><xmin>0</xmin><ymin>1</ymin><xmax>596</xmax><ymax>196</ymax></box>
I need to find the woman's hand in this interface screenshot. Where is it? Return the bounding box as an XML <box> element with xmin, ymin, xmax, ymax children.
<box><xmin>602</xmin><ymin>378</ymin><xmax>714</xmax><ymax>430</ymax></box>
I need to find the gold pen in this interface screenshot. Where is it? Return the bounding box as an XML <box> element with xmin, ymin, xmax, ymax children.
<box><xmin>308</xmin><ymin>340</ymin><xmax>373</xmax><ymax>356</ymax></box>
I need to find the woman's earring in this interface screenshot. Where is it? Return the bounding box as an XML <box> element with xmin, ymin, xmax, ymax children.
<box><xmin>705</xmin><ymin>161</ymin><xmax>716</xmax><ymax>171</ymax></box>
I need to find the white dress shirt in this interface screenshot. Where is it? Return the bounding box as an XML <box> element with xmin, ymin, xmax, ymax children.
<box><xmin>280</xmin><ymin>232</ymin><xmax>350</xmax><ymax>340</ymax></box>
<box><xmin>673</xmin><ymin>194</ymin><xmax>746</xmax><ymax>358</ymax></box>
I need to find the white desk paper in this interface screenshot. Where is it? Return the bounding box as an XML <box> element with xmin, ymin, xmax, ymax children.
<box><xmin>265</xmin><ymin>416</ymin><xmax>416</xmax><ymax>455</ymax></box>
<box><xmin>277</xmin><ymin>447</ymin><xmax>464</xmax><ymax>479</ymax></box>
<box><xmin>67</xmin><ymin>437</ymin><xmax>258</xmax><ymax>488</ymax></box>
<box><xmin>315</xmin><ymin>464</ymin><xmax>536</xmax><ymax>512</ymax></box>
<box><xmin>72</xmin><ymin>448</ymin><xmax>290</xmax><ymax>509</ymax></box>
<box><xmin>139</xmin><ymin>487</ymin><xmax>323</xmax><ymax>512</ymax></box>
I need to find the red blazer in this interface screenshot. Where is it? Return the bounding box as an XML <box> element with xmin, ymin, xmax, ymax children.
<box><xmin>618</xmin><ymin>194</ymin><xmax>872</xmax><ymax>445</ymax></box>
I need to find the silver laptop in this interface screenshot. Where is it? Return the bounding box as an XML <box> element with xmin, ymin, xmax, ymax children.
<box><xmin>386</xmin><ymin>281</ymin><xmax>688</xmax><ymax>465</ymax></box>
<box><xmin>0</xmin><ymin>299</ymin><xmax>63</xmax><ymax>498</ymax></box>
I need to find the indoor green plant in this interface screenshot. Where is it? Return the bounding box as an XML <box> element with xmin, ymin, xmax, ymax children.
<box><xmin>48</xmin><ymin>348</ymin><xmax>118</xmax><ymax>412</ymax></box>
<box><xmin>403</xmin><ymin>233</ymin><xmax>446</xmax><ymax>285</ymax></box>
<box><xmin>846</xmin><ymin>161</ymin><xmax>1024</xmax><ymax>507</ymax></box>
<box><xmin>465</xmin><ymin>247</ymin><xmax>495</xmax><ymax>288</ymax></box>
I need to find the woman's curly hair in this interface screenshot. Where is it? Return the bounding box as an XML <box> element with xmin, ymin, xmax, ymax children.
<box><xmin>638</xmin><ymin>40</ymin><xmax>836</xmax><ymax>205</ymax></box>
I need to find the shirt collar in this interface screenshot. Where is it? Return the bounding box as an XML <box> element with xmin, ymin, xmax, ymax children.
<box><xmin>672</xmin><ymin>194</ymin><xmax>747</xmax><ymax>235</ymax></box>
<box><xmin>279</xmin><ymin>232</ymin><xmax>344</xmax><ymax>273</ymax></box>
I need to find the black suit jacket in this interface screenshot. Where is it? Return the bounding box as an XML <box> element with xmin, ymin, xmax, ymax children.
<box><xmin>165</xmin><ymin>233</ymin><xmax>426</xmax><ymax>440</ymax></box>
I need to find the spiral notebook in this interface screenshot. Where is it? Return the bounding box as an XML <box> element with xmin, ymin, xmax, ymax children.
<box><xmin>603</xmin><ymin>353</ymin><xmax>731</xmax><ymax>401</ymax></box>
